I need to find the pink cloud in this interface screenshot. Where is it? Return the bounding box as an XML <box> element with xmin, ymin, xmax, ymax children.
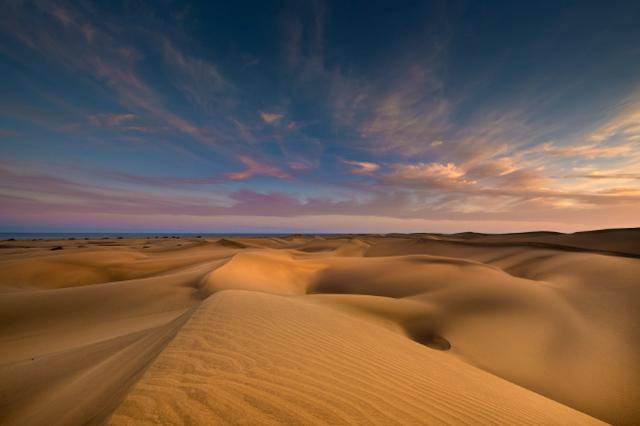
<box><xmin>342</xmin><ymin>159</ymin><xmax>380</xmax><ymax>175</ymax></box>
<box><xmin>2</xmin><ymin>165</ymin><xmax>640</xmax><ymax>233</ymax></box>
<box><xmin>225</xmin><ymin>156</ymin><xmax>291</xmax><ymax>181</ymax></box>
<box><xmin>287</xmin><ymin>160</ymin><xmax>313</xmax><ymax>171</ymax></box>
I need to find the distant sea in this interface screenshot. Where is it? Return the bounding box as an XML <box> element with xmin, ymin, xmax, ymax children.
<box><xmin>0</xmin><ymin>232</ymin><xmax>312</xmax><ymax>241</ymax></box>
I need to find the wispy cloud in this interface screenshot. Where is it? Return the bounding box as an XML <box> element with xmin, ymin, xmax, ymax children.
<box><xmin>162</xmin><ymin>39</ymin><xmax>234</xmax><ymax>113</ymax></box>
<box><xmin>341</xmin><ymin>159</ymin><xmax>380</xmax><ymax>175</ymax></box>
<box><xmin>280</xmin><ymin>0</ymin><xmax>326</xmax><ymax>77</ymax></box>
<box><xmin>260</xmin><ymin>111</ymin><xmax>284</xmax><ymax>124</ymax></box>
<box><xmin>1</xmin><ymin>1</ymin><xmax>233</xmax><ymax>152</ymax></box>
<box><xmin>568</xmin><ymin>172</ymin><xmax>640</xmax><ymax>180</ymax></box>
<box><xmin>588</xmin><ymin>94</ymin><xmax>640</xmax><ymax>143</ymax></box>
<box><xmin>226</xmin><ymin>156</ymin><xmax>291</xmax><ymax>181</ymax></box>
<box><xmin>385</xmin><ymin>162</ymin><xmax>472</xmax><ymax>188</ymax></box>
<box><xmin>332</xmin><ymin>64</ymin><xmax>450</xmax><ymax>156</ymax></box>
<box><xmin>465</xmin><ymin>158</ymin><xmax>517</xmax><ymax>179</ymax></box>
<box><xmin>86</xmin><ymin>113</ymin><xmax>152</xmax><ymax>133</ymax></box>
<box><xmin>88</xmin><ymin>113</ymin><xmax>136</xmax><ymax>127</ymax></box>
<box><xmin>539</xmin><ymin>142</ymin><xmax>634</xmax><ymax>159</ymax></box>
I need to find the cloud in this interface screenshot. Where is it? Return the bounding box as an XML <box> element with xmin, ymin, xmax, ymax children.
<box><xmin>88</xmin><ymin>113</ymin><xmax>137</xmax><ymax>127</ymax></box>
<box><xmin>281</xmin><ymin>13</ymin><xmax>303</xmax><ymax>70</ymax></box>
<box><xmin>491</xmin><ymin>167</ymin><xmax>550</xmax><ymax>191</ymax></box>
<box><xmin>280</xmin><ymin>0</ymin><xmax>326</xmax><ymax>77</ymax></box>
<box><xmin>385</xmin><ymin>162</ymin><xmax>471</xmax><ymax>187</ymax></box>
<box><xmin>260</xmin><ymin>112</ymin><xmax>284</xmax><ymax>124</ymax></box>
<box><xmin>569</xmin><ymin>172</ymin><xmax>640</xmax><ymax>180</ymax></box>
<box><xmin>86</xmin><ymin>112</ymin><xmax>154</xmax><ymax>134</ymax></box>
<box><xmin>287</xmin><ymin>160</ymin><xmax>314</xmax><ymax>171</ymax></box>
<box><xmin>2</xmin><ymin>163</ymin><xmax>640</xmax><ymax>234</ymax></box>
<box><xmin>588</xmin><ymin>95</ymin><xmax>640</xmax><ymax>143</ymax></box>
<box><xmin>597</xmin><ymin>187</ymin><xmax>640</xmax><ymax>195</ymax></box>
<box><xmin>356</xmin><ymin>66</ymin><xmax>450</xmax><ymax>156</ymax></box>
<box><xmin>2</xmin><ymin>1</ymin><xmax>225</xmax><ymax>150</ymax></box>
<box><xmin>465</xmin><ymin>158</ymin><xmax>517</xmax><ymax>179</ymax></box>
<box><xmin>48</xmin><ymin>5</ymin><xmax>73</xmax><ymax>26</ymax></box>
<box><xmin>162</xmin><ymin>40</ymin><xmax>234</xmax><ymax>113</ymax></box>
<box><xmin>539</xmin><ymin>143</ymin><xmax>634</xmax><ymax>159</ymax></box>
<box><xmin>342</xmin><ymin>159</ymin><xmax>380</xmax><ymax>175</ymax></box>
<box><xmin>225</xmin><ymin>156</ymin><xmax>291</xmax><ymax>181</ymax></box>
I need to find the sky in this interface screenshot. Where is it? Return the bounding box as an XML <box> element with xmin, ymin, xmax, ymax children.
<box><xmin>1</xmin><ymin>0</ymin><xmax>640</xmax><ymax>233</ymax></box>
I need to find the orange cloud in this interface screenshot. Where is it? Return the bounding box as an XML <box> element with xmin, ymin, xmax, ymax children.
<box><xmin>260</xmin><ymin>111</ymin><xmax>284</xmax><ymax>124</ymax></box>
<box><xmin>588</xmin><ymin>96</ymin><xmax>640</xmax><ymax>143</ymax></box>
<box><xmin>389</xmin><ymin>162</ymin><xmax>466</xmax><ymax>182</ymax></box>
<box><xmin>540</xmin><ymin>143</ymin><xmax>634</xmax><ymax>159</ymax></box>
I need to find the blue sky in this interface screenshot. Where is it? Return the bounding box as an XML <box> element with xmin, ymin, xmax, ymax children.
<box><xmin>1</xmin><ymin>0</ymin><xmax>640</xmax><ymax>232</ymax></box>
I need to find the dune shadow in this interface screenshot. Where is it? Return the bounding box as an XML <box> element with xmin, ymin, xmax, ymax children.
<box><xmin>409</xmin><ymin>330</ymin><xmax>451</xmax><ymax>351</ymax></box>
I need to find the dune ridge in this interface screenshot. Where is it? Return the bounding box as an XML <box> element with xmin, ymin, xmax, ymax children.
<box><xmin>0</xmin><ymin>232</ymin><xmax>638</xmax><ymax>425</ymax></box>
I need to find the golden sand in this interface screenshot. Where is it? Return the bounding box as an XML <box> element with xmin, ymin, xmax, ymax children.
<box><xmin>1</xmin><ymin>230</ymin><xmax>639</xmax><ymax>425</ymax></box>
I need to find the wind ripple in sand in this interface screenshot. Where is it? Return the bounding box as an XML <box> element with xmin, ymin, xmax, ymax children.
<box><xmin>110</xmin><ymin>291</ymin><xmax>602</xmax><ymax>426</ymax></box>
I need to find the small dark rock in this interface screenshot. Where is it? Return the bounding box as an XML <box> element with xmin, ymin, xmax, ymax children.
<box><xmin>50</xmin><ymin>246</ymin><xmax>63</xmax><ymax>251</ymax></box>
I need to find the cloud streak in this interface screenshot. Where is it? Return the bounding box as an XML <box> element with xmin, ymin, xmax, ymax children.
<box><xmin>260</xmin><ymin>112</ymin><xmax>284</xmax><ymax>124</ymax></box>
<box><xmin>342</xmin><ymin>159</ymin><xmax>380</xmax><ymax>175</ymax></box>
<box><xmin>225</xmin><ymin>156</ymin><xmax>291</xmax><ymax>181</ymax></box>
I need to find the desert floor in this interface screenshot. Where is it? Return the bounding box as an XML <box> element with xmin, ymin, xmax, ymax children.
<box><xmin>1</xmin><ymin>229</ymin><xmax>639</xmax><ymax>425</ymax></box>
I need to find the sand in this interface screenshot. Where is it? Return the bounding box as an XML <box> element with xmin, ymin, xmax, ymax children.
<box><xmin>0</xmin><ymin>230</ymin><xmax>638</xmax><ymax>425</ymax></box>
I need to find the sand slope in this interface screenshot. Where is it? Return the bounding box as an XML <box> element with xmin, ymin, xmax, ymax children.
<box><xmin>111</xmin><ymin>290</ymin><xmax>602</xmax><ymax>426</ymax></box>
<box><xmin>0</xmin><ymin>232</ymin><xmax>638</xmax><ymax>425</ymax></box>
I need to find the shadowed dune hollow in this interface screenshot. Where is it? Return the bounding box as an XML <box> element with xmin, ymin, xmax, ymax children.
<box><xmin>0</xmin><ymin>230</ymin><xmax>639</xmax><ymax>425</ymax></box>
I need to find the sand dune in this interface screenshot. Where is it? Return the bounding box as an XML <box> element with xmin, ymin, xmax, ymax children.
<box><xmin>110</xmin><ymin>290</ymin><xmax>601</xmax><ymax>426</ymax></box>
<box><xmin>1</xmin><ymin>231</ymin><xmax>638</xmax><ymax>425</ymax></box>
